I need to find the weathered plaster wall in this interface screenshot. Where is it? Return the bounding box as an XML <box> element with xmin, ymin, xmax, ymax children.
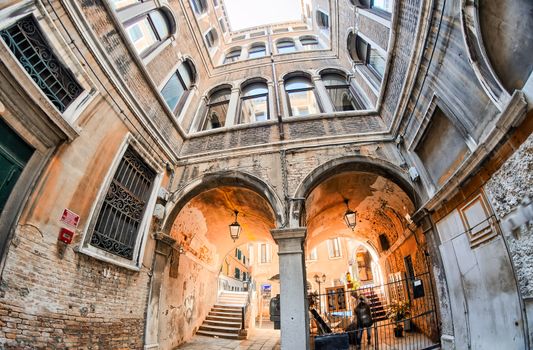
<box><xmin>0</xmin><ymin>80</ymin><xmax>165</xmax><ymax>347</ymax></box>
<box><xmin>158</xmin><ymin>253</ymin><xmax>219</xmax><ymax>349</ymax></box>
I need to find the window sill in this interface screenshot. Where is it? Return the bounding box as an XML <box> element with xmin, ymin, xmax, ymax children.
<box><xmin>189</xmin><ymin>118</ymin><xmax>277</xmax><ymax>138</ymax></box>
<box><xmin>328</xmin><ymin>255</ymin><xmax>343</xmax><ymax>260</ymax></box>
<box><xmin>75</xmin><ymin>244</ymin><xmax>142</xmax><ymax>271</ymax></box>
<box><xmin>282</xmin><ymin>109</ymin><xmax>377</xmax><ymax>123</ymax></box>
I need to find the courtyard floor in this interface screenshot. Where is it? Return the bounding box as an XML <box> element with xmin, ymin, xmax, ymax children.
<box><xmin>174</xmin><ymin>327</ymin><xmax>280</xmax><ymax>350</ymax></box>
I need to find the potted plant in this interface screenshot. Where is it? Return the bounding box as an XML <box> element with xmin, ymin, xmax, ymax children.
<box><xmin>386</xmin><ymin>300</ymin><xmax>411</xmax><ymax>337</ymax></box>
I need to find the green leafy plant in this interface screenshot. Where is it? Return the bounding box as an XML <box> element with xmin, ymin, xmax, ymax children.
<box><xmin>386</xmin><ymin>300</ymin><xmax>411</xmax><ymax>322</ymax></box>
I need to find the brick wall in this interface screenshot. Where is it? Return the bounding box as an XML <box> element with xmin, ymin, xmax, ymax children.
<box><xmin>0</xmin><ymin>226</ymin><xmax>150</xmax><ymax>348</ymax></box>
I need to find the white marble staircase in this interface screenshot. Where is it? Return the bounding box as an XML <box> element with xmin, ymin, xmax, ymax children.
<box><xmin>196</xmin><ymin>291</ymin><xmax>248</xmax><ymax>340</ymax></box>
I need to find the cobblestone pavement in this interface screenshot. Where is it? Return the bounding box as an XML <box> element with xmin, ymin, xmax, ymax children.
<box><xmin>175</xmin><ymin>328</ymin><xmax>280</xmax><ymax>350</ymax></box>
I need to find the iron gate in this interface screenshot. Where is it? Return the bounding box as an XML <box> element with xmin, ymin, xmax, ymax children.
<box><xmin>309</xmin><ymin>272</ymin><xmax>440</xmax><ymax>350</ymax></box>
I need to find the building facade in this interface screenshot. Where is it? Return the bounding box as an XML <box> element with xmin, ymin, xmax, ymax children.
<box><xmin>0</xmin><ymin>0</ymin><xmax>532</xmax><ymax>349</ymax></box>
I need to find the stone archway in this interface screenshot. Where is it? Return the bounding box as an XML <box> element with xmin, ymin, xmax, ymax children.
<box><xmin>146</xmin><ymin>171</ymin><xmax>285</xmax><ymax>349</ymax></box>
<box><xmin>290</xmin><ymin>157</ymin><xmax>440</xmax><ymax>347</ymax></box>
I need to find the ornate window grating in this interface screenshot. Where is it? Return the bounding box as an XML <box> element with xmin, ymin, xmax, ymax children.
<box><xmin>0</xmin><ymin>16</ymin><xmax>82</xmax><ymax>113</ymax></box>
<box><xmin>90</xmin><ymin>148</ymin><xmax>156</xmax><ymax>259</ymax></box>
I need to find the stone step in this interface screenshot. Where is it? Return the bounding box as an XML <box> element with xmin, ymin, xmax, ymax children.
<box><xmin>196</xmin><ymin>330</ymin><xmax>245</xmax><ymax>340</ymax></box>
<box><xmin>209</xmin><ymin>310</ymin><xmax>242</xmax><ymax>317</ymax></box>
<box><xmin>206</xmin><ymin>314</ymin><xmax>242</xmax><ymax>322</ymax></box>
<box><xmin>213</xmin><ymin>305</ymin><xmax>242</xmax><ymax>311</ymax></box>
<box><xmin>203</xmin><ymin>319</ymin><xmax>242</xmax><ymax>327</ymax></box>
<box><xmin>199</xmin><ymin>324</ymin><xmax>242</xmax><ymax>334</ymax></box>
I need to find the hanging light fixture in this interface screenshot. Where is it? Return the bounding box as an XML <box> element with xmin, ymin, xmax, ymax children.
<box><xmin>229</xmin><ymin>210</ymin><xmax>241</xmax><ymax>242</ymax></box>
<box><xmin>343</xmin><ymin>198</ymin><xmax>357</xmax><ymax>231</ymax></box>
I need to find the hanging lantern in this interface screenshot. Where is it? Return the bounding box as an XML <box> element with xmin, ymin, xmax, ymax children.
<box><xmin>343</xmin><ymin>198</ymin><xmax>357</xmax><ymax>231</ymax></box>
<box><xmin>229</xmin><ymin>210</ymin><xmax>241</xmax><ymax>242</ymax></box>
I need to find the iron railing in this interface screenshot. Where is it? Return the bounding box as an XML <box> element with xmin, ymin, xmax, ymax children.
<box><xmin>310</xmin><ymin>272</ymin><xmax>440</xmax><ymax>350</ymax></box>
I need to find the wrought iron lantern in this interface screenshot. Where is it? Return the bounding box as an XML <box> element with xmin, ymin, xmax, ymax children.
<box><xmin>343</xmin><ymin>198</ymin><xmax>357</xmax><ymax>231</ymax></box>
<box><xmin>314</xmin><ymin>273</ymin><xmax>326</xmax><ymax>284</ymax></box>
<box><xmin>229</xmin><ymin>210</ymin><xmax>241</xmax><ymax>242</ymax></box>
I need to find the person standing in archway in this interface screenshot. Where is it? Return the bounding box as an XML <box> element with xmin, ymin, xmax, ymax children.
<box><xmin>355</xmin><ymin>295</ymin><xmax>373</xmax><ymax>347</ymax></box>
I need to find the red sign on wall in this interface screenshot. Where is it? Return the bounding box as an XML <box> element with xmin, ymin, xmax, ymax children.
<box><xmin>60</xmin><ymin>209</ymin><xmax>80</xmax><ymax>228</ymax></box>
<box><xmin>58</xmin><ymin>228</ymin><xmax>74</xmax><ymax>244</ymax></box>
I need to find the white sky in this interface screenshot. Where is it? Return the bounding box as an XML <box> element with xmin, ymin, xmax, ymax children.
<box><xmin>223</xmin><ymin>0</ymin><xmax>303</xmax><ymax>31</ymax></box>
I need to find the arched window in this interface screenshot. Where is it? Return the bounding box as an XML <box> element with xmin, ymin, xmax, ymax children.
<box><xmin>224</xmin><ymin>48</ymin><xmax>242</xmax><ymax>63</ymax></box>
<box><xmin>205</xmin><ymin>28</ymin><xmax>218</xmax><ymax>48</ymax></box>
<box><xmin>284</xmin><ymin>76</ymin><xmax>320</xmax><ymax>116</ymax></box>
<box><xmin>372</xmin><ymin>0</ymin><xmax>393</xmax><ymax>12</ymax></box>
<box><xmin>248</xmin><ymin>43</ymin><xmax>266</xmax><ymax>58</ymax></box>
<box><xmin>202</xmin><ymin>87</ymin><xmax>231</xmax><ymax>130</ymax></box>
<box><xmin>161</xmin><ymin>60</ymin><xmax>196</xmax><ymax>112</ymax></box>
<box><xmin>322</xmin><ymin>73</ymin><xmax>359</xmax><ymax>111</ymax></box>
<box><xmin>191</xmin><ymin>0</ymin><xmax>208</xmax><ymax>15</ymax></box>
<box><xmin>277</xmin><ymin>39</ymin><xmax>296</xmax><ymax>54</ymax></box>
<box><xmin>125</xmin><ymin>10</ymin><xmax>172</xmax><ymax>56</ymax></box>
<box><xmin>300</xmin><ymin>36</ymin><xmax>320</xmax><ymax>51</ymax></box>
<box><xmin>316</xmin><ymin>10</ymin><xmax>329</xmax><ymax>29</ymax></box>
<box><xmin>240</xmin><ymin>82</ymin><xmax>269</xmax><ymax>124</ymax></box>
<box><xmin>347</xmin><ymin>32</ymin><xmax>357</xmax><ymax>61</ymax></box>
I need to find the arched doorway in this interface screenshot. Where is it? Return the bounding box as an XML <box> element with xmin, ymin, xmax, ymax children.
<box><xmin>296</xmin><ymin>162</ymin><xmax>440</xmax><ymax>348</ymax></box>
<box><xmin>150</xmin><ymin>171</ymin><xmax>284</xmax><ymax>349</ymax></box>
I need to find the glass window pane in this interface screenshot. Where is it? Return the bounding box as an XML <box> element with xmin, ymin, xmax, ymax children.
<box><xmin>178</xmin><ymin>62</ymin><xmax>194</xmax><ymax>88</ymax></box>
<box><xmin>203</xmin><ymin>101</ymin><xmax>229</xmax><ymax>130</ymax></box>
<box><xmin>192</xmin><ymin>0</ymin><xmax>206</xmax><ymax>14</ymax></box>
<box><xmin>241</xmin><ymin>95</ymin><xmax>268</xmax><ymax>124</ymax></box>
<box><xmin>249</xmin><ymin>46</ymin><xmax>266</xmax><ymax>58</ymax></box>
<box><xmin>209</xmin><ymin>89</ymin><xmax>231</xmax><ymax>104</ymax></box>
<box><xmin>277</xmin><ymin>41</ymin><xmax>296</xmax><ymax>54</ymax></box>
<box><xmin>149</xmin><ymin>11</ymin><xmax>169</xmax><ymax>40</ymax></box>
<box><xmin>369</xmin><ymin>48</ymin><xmax>386</xmax><ymax>77</ymax></box>
<box><xmin>288</xmin><ymin>90</ymin><xmax>320</xmax><ymax>116</ymax></box>
<box><xmin>322</xmin><ymin>74</ymin><xmax>347</xmax><ymax>86</ymax></box>
<box><xmin>127</xmin><ymin>17</ymin><xmax>157</xmax><ymax>54</ymax></box>
<box><xmin>300</xmin><ymin>37</ymin><xmax>319</xmax><ymax>50</ymax></box>
<box><xmin>224</xmin><ymin>49</ymin><xmax>241</xmax><ymax>63</ymax></box>
<box><xmin>219</xmin><ymin>18</ymin><xmax>226</xmax><ymax>33</ymax></box>
<box><xmin>205</xmin><ymin>30</ymin><xmax>216</xmax><ymax>47</ymax></box>
<box><xmin>161</xmin><ymin>73</ymin><xmax>185</xmax><ymax>111</ymax></box>
<box><xmin>285</xmin><ymin>77</ymin><xmax>313</xmax><ymax>91</ymax></box>
<box><xmin>242</xmin><ymin>83</ymin><xmax>268</xmax><ymax>97</ymax></box>
<box><xmin>373</xmin><ymin>0</ymin><xmax>393</xmax><ymax>12</ymax></box>
<box><xmin>327</xmin><ymin>87</ymin><xmax>357</xmax><ymax>111</ymax></box>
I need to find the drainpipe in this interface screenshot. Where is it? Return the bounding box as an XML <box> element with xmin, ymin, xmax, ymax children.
<box><xmin>268</xmin><ymin>26</ymin><xmax>285</xmax><ymax>140</ymax></box>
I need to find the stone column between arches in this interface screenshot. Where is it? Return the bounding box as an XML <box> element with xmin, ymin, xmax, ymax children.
<box><xmin>271</xmin><ymin>227</ymin><xmax>309</xmax><ymax>350</ymax></box>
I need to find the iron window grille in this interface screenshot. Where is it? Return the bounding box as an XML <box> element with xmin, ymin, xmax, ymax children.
<box><xmin>90</xmin><ymin>147</ymin><xmax>156</xmax><ymax>259</ymax></box>
<box><xmin>1</xmin><ymin>16</ymin><xmax>82</xmax><ymax>113</ymax></box>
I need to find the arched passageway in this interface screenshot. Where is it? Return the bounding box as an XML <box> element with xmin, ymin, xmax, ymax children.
<box><xmin>301</xmin><ymin>168</ymin><xmax>440</xmax><ymax>348</ymax></box>
<box><xmin>148</xmin><ymin>171</ymin><xmax>284</xmax><ymax>349</ymax></box>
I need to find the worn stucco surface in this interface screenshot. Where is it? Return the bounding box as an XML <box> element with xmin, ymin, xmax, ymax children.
<box><xmin>486</xmin><ymin>132</ymin><xmax>533</xmax><ymax>297</ymax></box>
